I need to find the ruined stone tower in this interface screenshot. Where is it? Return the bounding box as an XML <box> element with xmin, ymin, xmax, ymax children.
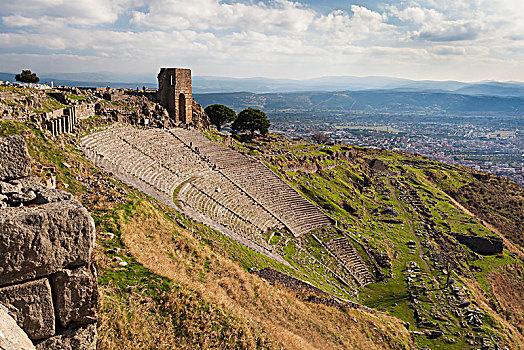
<box><xmin>157</xmin><ymin>68</ymin><xmax>193</xmax><ymax>125</ymax></box>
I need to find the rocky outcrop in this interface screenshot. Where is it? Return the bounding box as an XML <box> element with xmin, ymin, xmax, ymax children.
<box><xmin>366</xmin><ymin>158</ymin><xmax>387</xmax><ymax>172</ymax></box>
<box><xmin>192</xmin><ymin>100</ymin><xmax>211</xmax><ymax>129</ymax></box>
<box><xmin>0</xmin><ymin>135</ymin><xmax>97</xmax><ymax>349</ymax></box>
<box><xmin>453</xmin><ymin>232</ymin><xmax>503</xmax><ymax>255</ymax></box>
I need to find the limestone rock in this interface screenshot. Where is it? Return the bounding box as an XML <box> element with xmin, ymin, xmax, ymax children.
<box><xmin>0</xmin><ymin>200</ymin><xmax>95</xmax><ymax>286</ymax></box>
<box><xmin>51</xmin><ymin>265</ymin><xmax>98</xmax><ymax>327</ymax></box>
<box><xmin>34</xmin><ymin>323</ymin><xmax>96</xmax><ymax>350</ymax></box>
<box><xmin>33</xmin><ymin>187</ymin><xmax>73</xmax><ymax>204</ymax></box>
<box><xmin>0</xmin><ymin>135</ymin><xmax>32</xmax><ymax>181</ymax></box>
<box><xmin>0</xmin><ymin>181</ymin><xmax>22</xmax><ymax>195</ymax></box>
<box><xmin>0</xmin><ymin>304</ymin><xmax>35</xmax><ymax>350</ymax></box>
<box><xmin>5</xmin><ymin>176</ymin><xmax>72</xmax><ymax>204</ymax></box>
<box><xmin>10</xmin><ymin>190</ymin><xmax>37</xmax><ymax>205</ymax></box>
<box><xmin>11</xmin><ymin>177</ymin><xmax>44</xmax><ymax>192</ymax></box>
<box><xmin>0</xmin><ymin>279</ymin><xmax>55</xmax><ymax>340</ymax></box>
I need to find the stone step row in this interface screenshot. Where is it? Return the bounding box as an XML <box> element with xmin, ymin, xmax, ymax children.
<box><xmin>80</xmin><ymin>132</ymin><xmax>178</xmax><ymax>195</ymax></box>
<box><xmin>325</xmin><ymin>237</ymin><xmax>374</xmax><ymax>285</ymax></box>
<box><xmin>222</xmin><ymin>163</ymin><xmax>333</xmax><ymax>236</ymax></box>
<box><xmin>191</xmin><ymin>173</ymin><xmax>282</xmax><ymax>231</ymax></box>
<box><xmin>170</xmin><ymin>129</ymin><xmax>253</xmax><ymax>168</ymax></box>
<box><xmin>181</xmin><ymin>184</ymin><xmax>272</xmax><ymax>249</ymax></box>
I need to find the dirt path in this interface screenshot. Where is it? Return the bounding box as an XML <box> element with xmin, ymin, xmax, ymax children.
<box><xmin>387</xmin><ymin>178</ymin><xmax>431</xmax><ymax>273</ymax></box>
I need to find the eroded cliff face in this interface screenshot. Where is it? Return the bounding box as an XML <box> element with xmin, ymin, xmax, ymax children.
<box><xmin>0</xmin><ymin>135</ymin><xmax>97</xmax><ymax>350</ymax></box>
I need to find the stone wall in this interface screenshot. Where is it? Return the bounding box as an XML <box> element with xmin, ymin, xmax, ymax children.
<box><xmin>75</xmin><ymin>103</ymin><xmax>96</xmax><ymax>120</ymax></box>
<box><xmin>0</xmin><ymin>135</ymin><xmax>97</xmax><ymax>349</ymax></box>
<box><xmin>255</xmin><ymin>267</ymin><xmax>380</xmax><ymax>314</ymax></box>
<box><xmin>453</xmin><ymin>232</ymin><xmax>503</xmax><ymax>255</ymax></box>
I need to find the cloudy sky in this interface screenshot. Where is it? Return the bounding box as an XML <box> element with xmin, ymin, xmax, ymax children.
<box><xmin>0</xmin><ymin>0</ymin><xmax>523</xmax><ymax>81</ymax></box>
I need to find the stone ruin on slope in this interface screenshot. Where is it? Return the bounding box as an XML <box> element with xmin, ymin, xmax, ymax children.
<box><xmin>0</xmin><ymin>135</ymin><xmax>97</xmax><ymax>349</ymax></box>
<box><xmin>157</xmin><ymin>68</ymin><xmax>193</xmax><ymax>125</ymax></box>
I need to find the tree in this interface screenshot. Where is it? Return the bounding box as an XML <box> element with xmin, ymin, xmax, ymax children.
<box><xmin>231</xmin><ymin>108</ymin><xmax>270</xmax><ymax>136</ymax></box>
<box><xmin>15</xmin><ymin>70</ymin><xmax>40</xmax><ymax>84</ymax></box>
<box><xmin>311</xmin><ymin>132</ymin><xmax>330</xmax><ymax>144</ymax></box>
<box><xmin>204</xmin><ymin>104</ymin><xmax>236</xmax><ymax>131</ymax></box>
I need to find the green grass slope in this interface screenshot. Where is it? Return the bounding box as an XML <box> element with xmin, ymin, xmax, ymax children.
<box><xmin>1</xmin><ymin>119</ymin><xmax>414</xmax><ymax>349</ymax></box>
<box><xmin>234</xmin><ymin>133</ymin><xmax>524</xmax><ymax>349</ymax></box>
<box><xmin>1</xmin><ymin>107</ymin><xmax>522</xmax><ymax>349</ymax></box>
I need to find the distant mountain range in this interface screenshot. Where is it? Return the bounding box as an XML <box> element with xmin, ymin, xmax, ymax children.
<box><xmin>2</xmin><ymin>71</ymin><xmax>523</xmax><ymax>116</ymax></box>
<box><xmin>194</xmin><ymin>90</ymin><xmax>524</xmax><ymax>116</ymax></box>
<box><xmin>2</xmin><ymin>71</ymin><xmax>524</xmax><ymax>97</ymax></box>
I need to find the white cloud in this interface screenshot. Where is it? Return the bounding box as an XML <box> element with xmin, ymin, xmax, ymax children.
<box><xmin>430</xmin><ymin>45</ymin><xmax>467</xmax><ymax>56</ymax></box>
<box><xmin>389</xmin><ymin>5</ymin><xmax>482</xmax><ymax>42</ymax></box>
<box><xmin>0</xmin><ymin>0</ymin><xmax>523</xmax><ymax>81</ymax></box>
<box><xmin>130</xmin><ymin>0</ymin><xmax>317</xmax><ymax>32</ymax></box>
<box><xmin>2</xmin><ymin>0</ymin><xmax>137</xmax><ymax>26</ymax></box>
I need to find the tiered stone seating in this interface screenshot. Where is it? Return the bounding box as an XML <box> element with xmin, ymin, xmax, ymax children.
<box><xmin>181</xmin><ymin>183</ymin><xmax>272</xmax><ymax>250</ymax></box>
<box><xmin>114</xmin><ymin>128</ymin><xmax>209</xmax><ymax>180</ymax></box>
<box><xmin>325</xmin><ymin>237</ymin><xmax>374</xmax><ymax>285</ymax></box>
<box><xmin>171</xmin><ymin>128</ymin><xmax>333</xmax><ymax>236</ymax></box>
<box><xmin>223</xmin><ymin>163</ymin><xmax>333</xmax><ymax>236</ymax></box>
<box><xmin>170</xmin><ymin>128</ymin><xmax>253</xmax><ymax>169</ymax></box>
<box><xmin>81</xmin><ymin>126</ymin><xmax>333</xmax><ymax>244</ymax></box>
<box><xmin>190</xmin><ymin>172</ymin><xmax>283</xmax><ymax>232</ymax></box>
<box><xmin>79</xmin><ymin>126</ymin><xmax>288</xmax><ymax>243</ymax></box>
<box><xmin>80</xmin><ymin>127</ymin><xmax>178</xmax><ymax>195</ymax></box>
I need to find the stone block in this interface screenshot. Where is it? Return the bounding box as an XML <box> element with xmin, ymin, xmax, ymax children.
<box><xmin>51</xmin><ymin>264</ymin><xmax>98</xmax><ymax>327</ymax></box>
<box><xmin>0</xmin><ymin>304</ymin><xmax>35</xmax><ymax>350</ymax></box>
<box><xmin>0</xmin><ymin>181</ymin><xmax>22</xmax><ymax>195</ymax></box>
<box><xmin>0</xmin><ymin>279</ymin><xmax>55</xmax><ymax>340</ymax></box>
<box><xmin>33</xmin><ymin>187</ymin><xmax>73</xmax><ymax>204</ymax></box>
<box><xmin>34</xmin><ymin>323</ymin><xmax>97</xmax><ymax>350</ymax></box>
<box><xmin>0</xmin><ymin>135</ymin><xmax>32</xmax><ymax>181</ymax></box>
<box><xmin>0</xmin><ymin>200</ymin><xmax>95</xmax><ymax>286</ymax></box>
<box><xmin>453</xmin><ymin>233</ymin><xmax>503</xmax><ymax>255</ymax></box>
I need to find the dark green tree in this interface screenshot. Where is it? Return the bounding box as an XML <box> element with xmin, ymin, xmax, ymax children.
<box><xmin>231</xmin><ymin>108</ymin><xmax>270</xmax><ymax>136</ymax></box>
<box><xmin>311</xmin><ymin>132</ymin><xmax>330</xmax><ymax>144</ymax></box>
<box><xmin>15</xmin><ymin>70</ymin><xmax>40</xmax><ymax>84</ymax></box>
<box><xmin>204</xmin><ymin>104</ymin><xmax>236</xmax><ymax>131</ymax></box>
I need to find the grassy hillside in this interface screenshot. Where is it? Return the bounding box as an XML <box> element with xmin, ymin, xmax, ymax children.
<box><xmin>0</xmin><ymin>120</ymin><xmax>415</xmax><ymax>349</ymax></box>
<box><xmin>1</xmin><ymin>114</ymin><xmax>522</xmax><ymax>349</ymax></box>
<box><xmin>232</xmin><ymin>133</ymin><xmax>524</xmax><ymax>349</ymax></box>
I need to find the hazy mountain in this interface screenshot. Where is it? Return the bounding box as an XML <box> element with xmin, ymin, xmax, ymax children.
<box><xmin>454</xmin><ymin>82</ymin><xmax>524</xmax><ymax>97</ymax></box>
<box><xmin>2</xmin><ymin>71</ymin><xmax>524</xmax><ymax>98</ymax></box>
<box><xmin>193</xmin><ymin>75</ymin><xmax>415</xmax><ymax>93</ymax></box>
<box><xmin>194</xmin><ymin>90</ymin><xmax>524</xmax><ymax>115</ymax></box>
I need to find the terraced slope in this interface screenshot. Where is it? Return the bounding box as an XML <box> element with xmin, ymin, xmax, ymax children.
<box><xmin>171</xmin><ymin>128</ymin><xmax>334</xmax><ymax>236</ymax></box>
<box><xmin>324</xmin><ymin>236</ymin><xmax>374</xmax><ymax>285</ymax></box>
<box><xmin>80</xmin><ymin>126</ymin><xmax>333</xmax><ymax>255</ymax></box>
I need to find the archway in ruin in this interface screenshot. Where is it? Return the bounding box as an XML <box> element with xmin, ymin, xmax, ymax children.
<box><xmin>179</xmin><ymin>93</ymin><xmax>186</xmax><ymax>124</ymax></box>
